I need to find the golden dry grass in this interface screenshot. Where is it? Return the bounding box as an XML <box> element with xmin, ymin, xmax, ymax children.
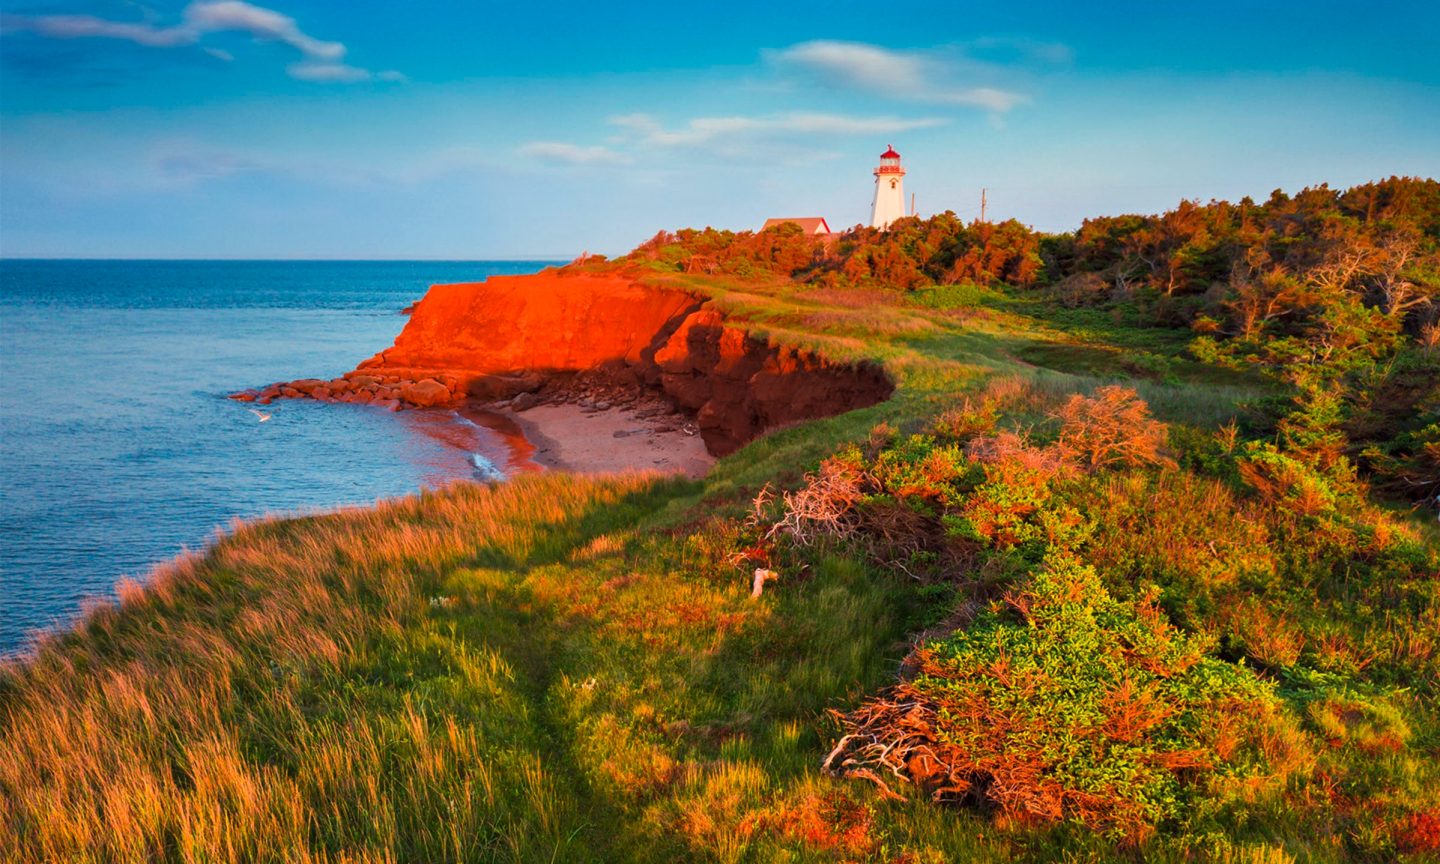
<box><xmin>1</xmin><ymin>473</ymin><xmax>667</xmax><ymax>863</ymax></box>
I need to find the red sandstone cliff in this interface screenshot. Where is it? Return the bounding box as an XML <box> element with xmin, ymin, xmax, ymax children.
<box><xmin>359</xmin><ymin>273</ymin><xmax>705</xmax><ymax>378</ymax></box>
<box><xmin>249</xmin><ymin>269</ymin><xmax>892</xmax><ymax>456</ymax></box>
<box><xmin>647</xmin><ymin>309</ymin><xmax>893</xmax><ymax>455</ymax></box>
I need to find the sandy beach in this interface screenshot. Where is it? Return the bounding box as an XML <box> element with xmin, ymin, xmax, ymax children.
<box><xmin>461</xmin><ymin>400</ymin><xmax>716</xmax><ymax>478</ymax></box>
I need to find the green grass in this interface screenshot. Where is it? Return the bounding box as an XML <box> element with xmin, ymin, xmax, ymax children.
<box><xmin>3</xmin><ymin>272</ymin><xmax>1437</xmax><ymax>862</ymax></box>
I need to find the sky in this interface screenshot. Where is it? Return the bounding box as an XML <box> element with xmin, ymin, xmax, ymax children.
<box><xmin>1</xmin><ymin>1</ymin><xmax>1438</xmax><ymax>259</ymax></box>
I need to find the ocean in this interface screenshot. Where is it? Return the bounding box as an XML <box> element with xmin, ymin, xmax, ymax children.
<box><xmin>0</xmin><ymin>259</ymin><xmax>557</xmax><ymax>654</ymax></box>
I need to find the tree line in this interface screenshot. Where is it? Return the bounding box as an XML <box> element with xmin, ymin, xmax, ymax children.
<box><xmin>624</xmin><ymin>176</ymin><xmax>1439</xmax><ymax>507</ymax></box>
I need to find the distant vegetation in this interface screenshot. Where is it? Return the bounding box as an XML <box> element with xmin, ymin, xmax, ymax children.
<box><xmin>4</xmin><ymin>179</ymin><xmax>1438</xmax><ymax>862</ymax></box>
<box><xmin>627</xmin><ymin>177</ymin><xmax>1440</xmax><ymax>509</ymax></box>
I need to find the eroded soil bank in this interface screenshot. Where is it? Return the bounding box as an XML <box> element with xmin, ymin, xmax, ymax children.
<box><xmin>238</xmin><ymin>269</ymin><xmax>894</xmax><ymax>457</ymax></box>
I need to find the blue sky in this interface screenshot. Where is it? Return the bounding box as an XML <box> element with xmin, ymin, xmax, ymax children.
<box><xmin>2</xmin><ymin>0</ymin><xmax>1438</xmax><ymax>259</ymax></box>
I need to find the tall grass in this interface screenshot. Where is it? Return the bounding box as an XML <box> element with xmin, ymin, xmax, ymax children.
<box><xmin>1</xmin><ymin>474</ymin><xmax>673</xmax><ymax>862</ymax></box>
<box><xmin>0</xmin><ymin>468</ymin><xmax>963</xmax><ymax>861</ymax></box>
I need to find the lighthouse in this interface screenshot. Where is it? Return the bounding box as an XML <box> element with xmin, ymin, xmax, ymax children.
<box><xmin>870</xmin><ymin>145</ymin><xmax>906</xmax><ymax>230</ymax></box>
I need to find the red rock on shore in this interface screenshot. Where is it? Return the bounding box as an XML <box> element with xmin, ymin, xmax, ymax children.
<box><xmin>232</xmin><ymin>370</ymin><xmax>467</xmax><ymax>411</ymax></box>
<box><xmin>400</xmin><ymin>378</ymin><xmax>450</xmax><ymax>407</ymax></box>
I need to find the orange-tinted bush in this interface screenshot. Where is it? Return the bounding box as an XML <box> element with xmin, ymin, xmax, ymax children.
<box><xmin>1053</xmin><ymin>385</ymin><xmax>1172</xmax><ymax>470</ymax></box>
<box><xmin>950</xmin><ymin>434</ymin><xmax>1067</xmax><ymax>551</ymax></box>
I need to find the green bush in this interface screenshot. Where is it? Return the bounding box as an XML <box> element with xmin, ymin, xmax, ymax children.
<box><xmin>910</xmin><ymin>283</ymin><xmax>1002</xmax><ymax>310</ymax></box>
<box><xmin>830</xmin><ymin>551</ymin><xmax>1304</xmax><ymax>840</ymax></box>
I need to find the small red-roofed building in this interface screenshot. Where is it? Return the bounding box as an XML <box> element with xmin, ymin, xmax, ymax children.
<box><xmin>760</xmin><ymin>217</ymin><xmax>832</xmax><ymax>236</ymax></box>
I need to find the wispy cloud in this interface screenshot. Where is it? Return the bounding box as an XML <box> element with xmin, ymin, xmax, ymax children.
<box><xmin>519</xmin><ymin>142</ymin><xmax>629</xmax><ymax>165</ymax></box>
<box><xmin>519</xmin><ymin>111</ymin><xmax>946</xmax><ymax>168</ymax></box>
<box><xmin>184</xmin><ymin>1</ymin><xmax>343</xmax><ymax>61</ymax></box>
<box><xmin>287</xmin><ymin>60</ymin><xmax>371</xmax><ymax>83</ymax></box>
<box><xmin>153</xmin><ymin>149</ymin><xmax>261</xmax><ymax>183</ymax></box>
<box><xmin>0</xmin><ymin>13</ymin><xmax>193</xmax><ymax>47</ymax></box>
<box><xmin>0</xmin><ymin>1</ymin><xmax>401</xmax><ymax>84</ymax></box>
<box><xmin>145</xmin><ymin>142</ymin><xmax>388</xmax><ymax>188</ymax></box>
<box><xmin>769</xmin><ymin>40</ymin><xmax>1029</xmax><ymax>112</ymax></box>
<box><xmin>609</xmin><ymin>111</ymin><xmax>947</xmax><ymax>149</ymax></box>
<box><xmin>964</xmin><ymin>36</ymin><xmax>1074</xmax><ymax>67</ymax></box>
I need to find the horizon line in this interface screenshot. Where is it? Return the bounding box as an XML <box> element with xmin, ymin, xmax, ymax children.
<box><xmin>0</xmin><ymin>256</ymin><xmax>575</xmax><ymax>263</ymax></box>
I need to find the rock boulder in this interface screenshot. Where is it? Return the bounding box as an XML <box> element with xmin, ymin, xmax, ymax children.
<box><xmin>401</xmin><ymin>378</ymin><xmax>452</xmax><ymax>408</ymax></box>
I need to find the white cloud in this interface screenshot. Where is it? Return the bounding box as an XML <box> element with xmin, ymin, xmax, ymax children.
<box><xmin>0</xmin><ymin>13</ymin><xmax>193</xmax><ymax>47</ymax></box>
<box><xmin>145</xmin><ymin>142</ymin><xmax>389</xmax><ymax>188</ymax></box>
<box><xmin>609</xmin><ymin>111</ymin><xmax>946</xmax><ymax>149</ymax></box>
<box><xmin>774</xmin><ymin>41</ymin><xmax>928</xmax><ymax>93</ymax></box>
<box><xmin>770</xmin><ymin>40</ymin><xmax>1028</xmax><ymax>112</ymax></box>
<box><xmin>516</xmin><ymin>112</ymin><xmax>936</xmax><ymax>168</ymax></box>
<box><xmin>934</xmin><ymin>86</ymin><xmax>1026</xmax><ymax>113</ymax></box>
<box><xmin>519</xmin><ymin>142</ymin><xmax>629</xmax><ymax>165</ymax></box>
<box><xmin>964</xmin><ymin>36</ymin><xmax>1074</xmax><ymax>66</ymax></box>
<box><xmin>287</xmin><ymin>61</ymin><xmax>371</xmax><ymax>83</ymax></box>
<box><xmin>183</xmin><ymin>1</ymin><xmax>344</xmax><ymax>61</ymax></box>
<box><xmin>1</xmin><ymin>1</ymin><xmax>397</xmax><ymax>84</ymax></box>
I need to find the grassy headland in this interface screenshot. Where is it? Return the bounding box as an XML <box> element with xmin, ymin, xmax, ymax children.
<box><xmin>3</xmin><ymin>179</ymin><xmax>1438</xmax><ymax>862</ymax></box>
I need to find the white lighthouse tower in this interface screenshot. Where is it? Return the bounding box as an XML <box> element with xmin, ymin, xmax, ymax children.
<box><xmin>870</xmin><ymin>145</ymin><xmax>906</xmax><ymax>229</ymax></box>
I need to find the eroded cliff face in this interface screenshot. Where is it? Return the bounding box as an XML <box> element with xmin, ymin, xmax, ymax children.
<box><xmin>358</xmin><ymin>273</ymin><xmax>705</xmax><ymax>379</ymax></box>
<box><xmin>251</xmin><ymin>270</ymin><xmax>893</xmax><ymax>456</ymax></box>
<box><xmin>646</xmin><ymin>309</ymin><xmax>894</xmax><ymax>455</ymax></box>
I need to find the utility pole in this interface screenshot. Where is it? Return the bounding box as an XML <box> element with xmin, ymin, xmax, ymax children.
<box><xmin>980</xmin><ymin>188</ymin><xmax>987</xmax><ymax>223</ymax></box>
<box><xmin>910</xmin><ymin>192</ymin><xmax>916</xmax><ymax>218</ymax></box>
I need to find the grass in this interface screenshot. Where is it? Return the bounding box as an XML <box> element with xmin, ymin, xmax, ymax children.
<box><xmin>3</xmin><ymin>274</ymin><xmax>1438</xmax><ymax>862</ymax></box>
<box><xmin>2</xmin><ymin>475</ymin><xmax>675</xmax><ymax>861</ymax></box>
<box><xmin>0</xmin><ymin>470</ymin><xmax>958</xmax><ymax>862</ymax></box>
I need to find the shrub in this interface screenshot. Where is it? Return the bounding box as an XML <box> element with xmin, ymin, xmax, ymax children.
<box><xmin>1052</xmin><ymin>271</ymin><xmax>1111</xmax><ymax>308</ymax></box>
<box><xmin>825</xmin><ymin>552</ymin><xmax>1302</xmax><ymax>840</ymax></box>
<box><xmin>1074</xmin><ymin>471</ymin><xmax>1278</xmax><ymax>626</ymax></box>
<box><xmin>869</xmin><ymin>435</ymin><xmax>973</xmax><ymax>506</ymax></box>
<box><xmin>929</xmin><ymin>397</ymin><xmax>999</xmax><ymax>442</ymax></box>
<box><xmin>1053</xmin><ymin>386</ymin><xmax>1173</xmax><ymax>470</ymax></box>
<box><xmin>1363</xmin><ymin>421</ymin><xmax>1440</xmax><ymax>508</ymax></box>
<box><xmin>762</xmin><ymin>789</ymin><xmax>882</xmax><ymax>858</ymax></box>
<box><xmin>1236</xmin><ymin>441</ymin><xmax>1351</xmax><ymax>518</ymax></box>
<box><xmin>1396</xmin><ymin>808</ymin><xmax>1440</xmax><ymax>855</ymax></box>
<box><xmin>945</xmin><ymin>433</ymin><xmax>1074</xmax><ymax>554</ymax></box>
<box><xmin>910</xmin><ymin>283</ymin><xmax>1000</xmax><ymax>310</ymax></box>
<box><xmin>1221</xmin><ymin>597</ymin><xmax>1308</xmax><ymax>670</ymax></box>
<box><xmin>1307</xmin><ymin>691</ymin><xmax>1411</xmax><ymax>753</ymax></box>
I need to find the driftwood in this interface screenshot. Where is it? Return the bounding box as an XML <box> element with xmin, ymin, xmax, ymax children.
<box><xmin>822</xmin><ymin>678</ymin><xmax>976</xmax><ymax>804</ymax></box>
<box><xmin>750</xmin><ymin>457</ymin><xmax>934</xmax><ymax>580</ymax></box>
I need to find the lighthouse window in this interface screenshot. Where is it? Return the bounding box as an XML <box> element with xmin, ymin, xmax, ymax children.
<box><xmin>890</xmin><ymin>180</ymin><xmax>897</xmax><ymax>189</ymax></box>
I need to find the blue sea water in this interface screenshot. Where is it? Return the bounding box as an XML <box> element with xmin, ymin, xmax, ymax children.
<box><xmin>0</xmin><ymin>259</ymin><xmax>558</xmax><ymax>654</ymax></box>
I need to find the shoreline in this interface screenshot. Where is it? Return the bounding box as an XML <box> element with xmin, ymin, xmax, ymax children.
<box><xmin>3</xmin><ymin>397</ymin><xmax>712</xmax><ymax>658</ymax></box>
<box><xmin>463</xmin><ymin>397</ymin><xmax>715</xmax><ymax>479</ymax></box>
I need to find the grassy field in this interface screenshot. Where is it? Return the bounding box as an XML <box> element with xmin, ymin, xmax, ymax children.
<box><xmin>3</xmin><ymin>275</ymin><xmax>1437</xmax><ymax>862</ymax></box>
